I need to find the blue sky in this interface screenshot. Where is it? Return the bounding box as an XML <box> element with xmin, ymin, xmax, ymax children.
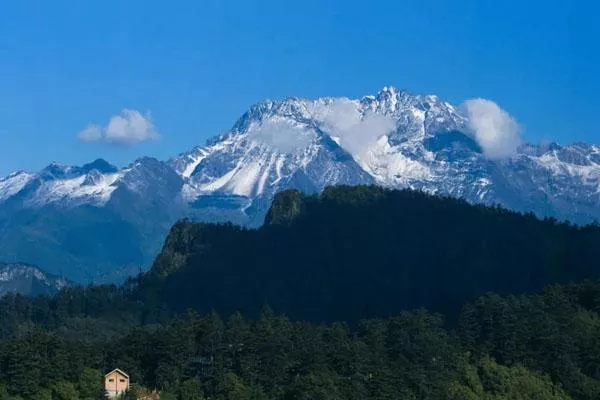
<box><xmin>0</xmin><ymin>0</ymin><xmax>598</xmax><ymax>175</ymax></box>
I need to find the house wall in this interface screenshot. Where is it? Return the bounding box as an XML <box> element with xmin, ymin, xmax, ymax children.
<box><xmin>105</xmin><ymin>371</ymin><xmax>129</xmax><ymax>397</ymax></box>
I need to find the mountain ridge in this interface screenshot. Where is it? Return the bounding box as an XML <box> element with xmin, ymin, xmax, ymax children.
<box><xmin>0</xmin><ymin>86</ymin><xmax>599</xmax><ymax>281</ymax></box>
<box><xmin>0</xmin><ymin>262</ymin><xmax>69</xmax><ymax>296</ymax></box>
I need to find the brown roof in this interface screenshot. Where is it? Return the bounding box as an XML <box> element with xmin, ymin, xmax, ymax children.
<box><xmin>105</xmin><ymin>368</ymin><xmax>129</xmax><ymax>379</ymax></box>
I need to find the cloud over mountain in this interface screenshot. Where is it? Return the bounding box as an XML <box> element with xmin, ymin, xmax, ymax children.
<box><xmin>78</xmin><ymin>109</ymin><xmax>159</xmax><ymax>145</ymax></box>
<box><xmin>460</xmin><ymin>99</ymin><xmax>521</xmax><ymax>160</ymax></box>
<box><xmin>306</xmin><ymin>99</ymin><xmax>396</xmax><ymax>161</ymax></box>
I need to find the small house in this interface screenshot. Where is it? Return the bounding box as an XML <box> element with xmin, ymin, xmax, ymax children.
<box><xmin>105</xmin><ymin>368</ymin><xmax>130</xmax><ymax>398</ymax></box>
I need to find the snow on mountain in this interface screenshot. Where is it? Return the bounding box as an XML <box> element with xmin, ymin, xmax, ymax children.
<box><xmin>0</xmin><ymin>262</ymin><xmax>69</xmax><ymax>296</ymax></box>
<box><xmin>2</xmin><ymin>87</ymin><xmax>599</xmax><ymax>227</ymax></box>
<box><xmin>0</xmin><ymin>160</ymin><xmax>124</xmax><ymax>208</ymax></box>
<box><xmin>1</xmin><ymin>86</ymin><xmax>599</xmax><ymax>282</ymax></box>
<box><xmin>170</xmin><ymin>88</ymin><xmax>463</xmax><ymax>202</ymax></box>
<box><xmin>25</xmin><ymin>169</ymin><xmax>124</xmax><ymax>208</ymax></box>
<box><xmin>168</xmin><ymin>87</ymin><xmax>476</xmax><ymax>208</ymax></box>
<box><xmin>2</xmin><ymin>86</ymin><xmax>594</xmax><ymax>224</ymax></box>
<box><xmin>0</xmin><ymin>157</ymin><xmax>183</xmax><ymax>210</ymax></box>
<box><xmin>0</xmin><ymin>171</ymin><xmax>35</xmax><ymax>200</ymax></box>
<box><xmin>167</xmin><ymin>86</ymin><xmax>600</xmax><ymax>224</ymax></box>
<box><xmin>171</xmin><ymin>98</ymin><xmax>376</xmax><ymax>206</ymax></box>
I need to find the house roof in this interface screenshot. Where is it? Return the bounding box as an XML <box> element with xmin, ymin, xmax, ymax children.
<box><xmin>105</xmin><ymin>368</ymin><xmax>129</xmax><ymax>379</ymax></box>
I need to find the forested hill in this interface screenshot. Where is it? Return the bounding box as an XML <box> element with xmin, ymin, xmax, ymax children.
<box><xmin>5</xmin><ymin>281</ymin><xmax>600</xmax><ymax>399</ymax></box>
<box><xmin>142</xmin><ymin>185</ymin><xmax>600</xmax><ymax>321</ymax></box>
<box><xmin>2</xmin><ymin>186</ymin><xmax>600</xmax><ymax>399</ymax></box>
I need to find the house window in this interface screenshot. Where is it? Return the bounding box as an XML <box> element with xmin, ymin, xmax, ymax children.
<box><xmin>119</xmin><ymin>379</ymin><xmax>125</xmax><ymax>382</ymax></box>
<box><xmin>109</xmin><ymin>379</ymin><xmax>114</xmax><ymax>382</ymax></box>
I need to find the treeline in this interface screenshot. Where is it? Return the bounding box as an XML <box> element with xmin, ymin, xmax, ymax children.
<box><xmin>1</xmin><ymin>281</ymin><xmax>600</xmax><ymax>398</ymax></box>
<box><xmin>0</xmin><ymin>284</ymin><xmax>145</xmax><ymax>341</ymax></box>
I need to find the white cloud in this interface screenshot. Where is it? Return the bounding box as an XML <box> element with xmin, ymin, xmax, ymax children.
<box><xmin>78</xmin><ymin>109</ymin><xmax>159</xmax><ymax>144</ymax></box>
<box><xmin>247</xmin><ymin>99</ymin><xmax>396</xmax><ymax>157</ymax></box>
<box><xmin>77</xmin><ymin>124</ymin><xmax>103</xmax><ymax>141</ymax></box>
<box><xmin>460</xmin><ymin>99</ymin><xmax>521</xmax><ymax>160</ymax></box>
<box><xmin>316</xmin><ymin>99</ymin><xmax>396</xmax><ymax>159</ymax></box>
<box><xmin>247</xmin><ymin>117</ymin><xmax>316</xmax><ymax>154</ymax></box>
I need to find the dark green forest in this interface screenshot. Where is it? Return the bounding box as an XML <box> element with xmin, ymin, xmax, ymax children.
<box><xmin>2</xmin><ymin>281</ymin><xmax>600</xmax><ymax>399</ymax></box>
<box><xmin>1</xmin><ymin>185</ymin><xmax>600</xmax><ymax>399</ymax></box>
<box><xmin>144</xmin><ymin>186</ymin><xmax>600</xmax><ymax>321</ymax></box>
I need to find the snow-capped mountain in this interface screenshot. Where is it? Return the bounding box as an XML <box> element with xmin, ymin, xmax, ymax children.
<box><xmin>0</xmin><ymin>157</ymin><xmax>184</xmax><ymax>283</ymax></box>
<box><xmin>1</xmin><ymin>86</ymin><xmax>599</xmax><ymax>282</ymax></box>
<box><xmin>0</xmin><ymin>157</ymin><xmax>182</xmax><ymax>210</ymax></box>
<box><xmin>170</xmin><ymin>86</ymin><xmax>600</xmax><ymax>224</ymax></box>
<box><xmin>0</xmin><ymin>262</ymin><xmax>69</xmax><ymax>296</ymax></box>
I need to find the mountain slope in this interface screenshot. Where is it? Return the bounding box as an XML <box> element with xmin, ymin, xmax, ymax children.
<box><xmin>0</xmin><ymin>158</ymin><xmax>184</xmax><ymax>282</ymax></box>
<box><xmin>170</xmin><ymin>87</ymin><xmax>600</xmax><ymax>225</ymax></box>
<box><xmin>1</xmin><ymin>86</ymin><xmax>599</xmax><ymax>282</ymax></box>
<box><xmin>0</xmin><ymin>262</ymin><xmax>69</xmax><ymax>296</ymax></box>
<box><xmin>142</xmin><ymin>185</ymin><xmax>600</xmax><ymax>322</ymax></box>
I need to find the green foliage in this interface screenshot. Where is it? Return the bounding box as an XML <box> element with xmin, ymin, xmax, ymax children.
<box><xmin>77</xmin><ymin>368</ymin><xmax>104</xmax><ymax>399</ymax></box>
<box><xmin>216</xmin><ymin>372</ymin><xmax>261</xmax><ymax>400</ymax></box>
<box><xmin>286</xmin><ymin>368</ymin><xmax>345</xmax><ymax>400</ymax></box>
<box><xmin>179</xmin><ymin>378</ymin><xmax>204</xmax><ymax>400</ymax></box>
<box><xmin>0</xmin><ymin>384</ymin><xmax>21</xmax><ymax>400</ymax></box>
<box><xmin>51</xmin><ymin>381</ymin><xmax>79</xmax><ymax>400</ymax></box>
<box><xmin>31</xmin><ymin>388</ymin><xmax>52</xmax><ymax>400</ymax></box>
<box><xmin>0</xmin><ymin>282</ymin><xmax>600</xmax><ymax>398</ymax></box>
<box><xmin>159</xmin><ymin>392</ymin><xmax>177</xmax><ymax>400</ymax></box>
<box><xmin>1</xmin><ymin>187</ymin><xmax>600</xmax><ymax>399</ymax></box>
<box><xmin>264</xmin><ymin>189</ymin><xmax>305</xmax><ymax>225</ymax></box>
<box><xmin>448</xmin><ymin>356</ymin><xmax>572</xmax><ymax>399</ymax></box>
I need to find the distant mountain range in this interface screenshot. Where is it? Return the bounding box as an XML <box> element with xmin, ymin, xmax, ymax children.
<box><xmin>0</xmin><ymin>263</ymin><xmax>69</xmax><ymax>296</ymax></box>
<box><xmin>1</xmin><ymin>86</ymin><xmax>599</xmax><ymax>282</ymax></box>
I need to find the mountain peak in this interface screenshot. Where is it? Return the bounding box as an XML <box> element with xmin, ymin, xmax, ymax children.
<box><xmin>40</xmin><ymin>162</ymin><xmax>74</xmax><ymax>179</ymax></box>
<box><xmin>379</xmin><ymin>85</ymin><xmax>403</xmax><ymax>96</ymax></box>
<box><xmin>80</xmin><ymin>159</ymin><xmax>118</xmax><ymax>174</ymax></box>
<box><xmin>4</xmin><ymin>170</ymin><xmax>30</xmax><ymax>180</ymax></box>
<box><xmin>129</xmin><ymin>156</ymin><xmax>164</xmax><ymax>169</ymax></box>
<box><xmin>375</xmin><ymin>85</ymin><xmax>413</xmax><ymax>100</ymax></box>
<box><xmin>1</xmin><ymin>87</ymin><xmax>600</xmax><ymax>284</ymax></box>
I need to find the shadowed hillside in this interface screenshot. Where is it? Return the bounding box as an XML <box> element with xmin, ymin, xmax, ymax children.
<box><xmin>141</xmin><ymin>185</ymin><xmax>600</xmax><ymax>321</ymax></box>
<box><xmin>1</xmin><ymin>187</ymin><xmax>600</xmax><ymax>398</ymax></box>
